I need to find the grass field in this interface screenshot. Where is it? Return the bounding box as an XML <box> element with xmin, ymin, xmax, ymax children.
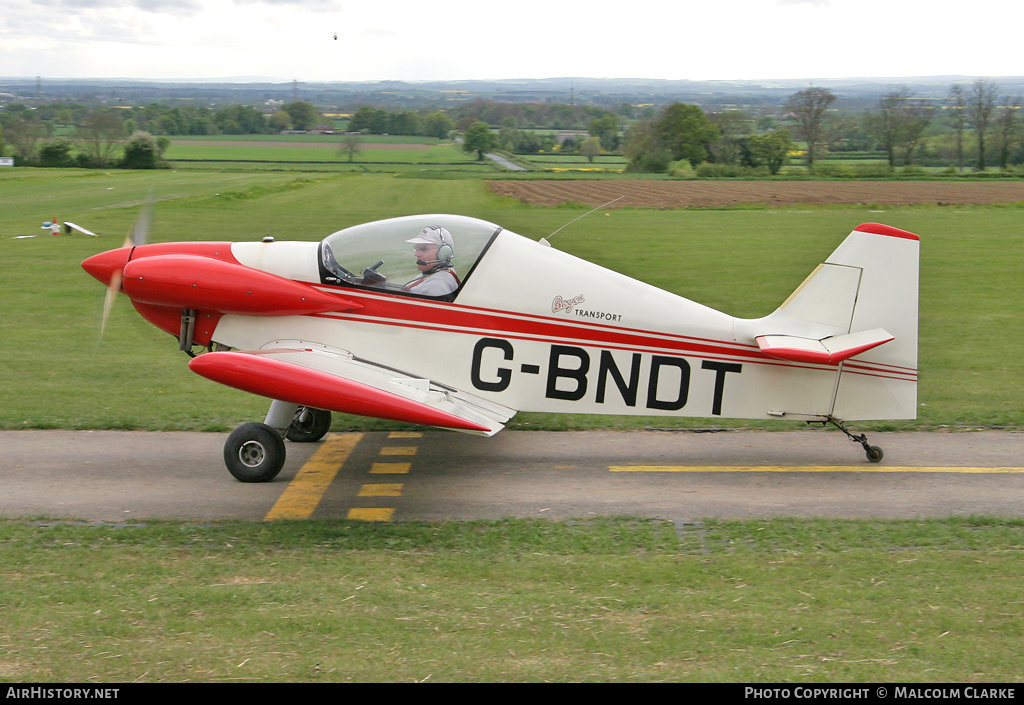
<box><xmin>517</xmin><ymin>152</ymin><xmax>629</xmax><ymax>173</ymax></box>
<box><xmin>165</xmin><ymin>139</ymin><xmax>476</xmax><ymax>165</ymax></box>
<box><xmin>2</xmin><ymin>516</ymin><xmax>1024</xmax><ymax>682</ymax></box>
<box><xmin>1</xmin><ymin>168</ymin><xmax>1021</xmax><ymax>432</ymax></box>
<box><xmin>1</xmin><ymin>165</ymin><xmax>1022</xmax><ymax>683</ymax></box>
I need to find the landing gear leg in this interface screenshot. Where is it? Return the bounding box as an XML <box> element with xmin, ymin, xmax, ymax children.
<box><xmin>285</xmin><ymin>406</ymin><xmax>332</xmax><ymax>442</ymax></box>
<box><xmin>828</xmin><ymin>416</ymin><xmax>884</xmax><ymax>463</ymax></box>
<box><xmin>264</xmin><ymin>400</ymin><xmax>299</xmax><ymax>436</ymax></box>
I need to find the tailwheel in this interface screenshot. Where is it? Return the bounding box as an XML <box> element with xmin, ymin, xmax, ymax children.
<box><xmin>285</xmin><ymin>406</ymin><xmax>332</xmax><ymax>443</ymax></box>
<box><xmin>224</xmin><ymin>422</ymin><xmax>286</xmax><ymax>482</ymax></box>
<box><xmin>827</xmin><ymin>416</ymin><xmax>884</xmax><ymax>463</ymax></box>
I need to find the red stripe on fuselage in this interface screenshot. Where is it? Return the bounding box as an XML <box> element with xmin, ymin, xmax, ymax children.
<box><xmin>304</xmin><ymin>286</ymin><xmax>918</xmax><ymax>382</ymax></box>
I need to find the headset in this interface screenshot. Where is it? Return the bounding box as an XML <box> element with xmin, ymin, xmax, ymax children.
<box><xmin>417</xmin><ymin>225</ymin><xmax>454</xmax><ymax>267</ymax></box>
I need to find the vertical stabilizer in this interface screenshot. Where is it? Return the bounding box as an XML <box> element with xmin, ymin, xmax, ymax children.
<box><xmin>744</xmin><ymin>223</ymin><xmax>919</xmax><ymax>420</ymax></box>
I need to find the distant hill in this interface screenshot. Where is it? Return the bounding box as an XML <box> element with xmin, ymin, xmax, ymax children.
<box><xmin>2</xmin><ymin>75</ymin><xmax>1021</xmax><ymax>110</ymax></box>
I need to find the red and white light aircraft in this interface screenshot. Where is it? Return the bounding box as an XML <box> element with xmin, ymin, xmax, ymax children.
<box><xmin>82</xmin><ymin>214</ymin><xmax>919</xmax><ymax>482</ymax></box>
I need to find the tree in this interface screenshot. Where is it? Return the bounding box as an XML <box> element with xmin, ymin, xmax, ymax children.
<box><xmin>77</xmin><ymin>109</ymin><xmax>124</xmax><ymax>167</ymax></box>
<box><xmin>454</xmin><ymin>116</ymin><xmax>477</xmax><ymax>133</ymax></box>
<box><xmin>948</xmin><ymin>84</ymin><xmax>968</xmax><ymax>172</ymax></box>
<box><xmin>269</xmin><ymin>110</ymin><xmax>292</xmax><ymax>132</ymax></box>
<box><xmin>3</xmin><ymin>116</ymin><xmax>45</xmax><ymax>164</ymax></box>
<box><xmin>153</xmin><ymin>105</ymin><xmax>212</xmax><ymax>136</ymax></box>
<box><xmin>214</xmin><ymin>104</ymin><xmax>268</xmax><ymax>134</ymax></box>
<box><xmin>38</xmin><ymin>139</ymin><xmax>76</xmax><ymax>167</ymax></box>
<box><xmin>618</xmin><ymin>102</ymin><xmax>716</xmax><ymax>171</ymax></box>
<box><xmin>423</xmin><ymin>111</ymin><xmax>454</xmax><ymax>139</ymax></box>
<box><xmin>121</xmin><ymin>131</ymin><xmax>164</xmax><ymax>169</ymax></box>
<box><xmin>746</xmin><ymin>129</ymin><xmax>794</xmax><ymax>175</ymax></box>
<box><xmin>623</xmin><ymin>120</ymin><xmax>672</xmax><ymax>173</ymax></box>
<box><xmin>390</xmin><ymin>110</ymin><xmax>422</xmax><ymax>136</ymax></box>
<box><xmin>283</xmin><ymin>101</ymin><xmax>321</xmax><ymax>131</ymax></box>
<box><xmin>865</xmin><ymin>89</ymin><xmax>932</xmax><ymax>167</ymax></box>
<box><xmin>653</xmin><ymin>103</ymin><xmax>719</xmax><ymax>165</ymax></box>
<box><xmin>624</xmin><ymin>103</ymin><xmax>718</xmax><ymax>173</ymax></box>
<box><xmin>994</xmin><ymin>95</ymin><xmax>1021</xmax><ymax>171</ymax></box>
<box><xmin>580</xmin><ymin>136</ymin><xmax>602</xmax><ymax>163</ymax></box>
<box><xmin>498</xmin><ymin>117</ymin><xmax>520</xmax><ymax>152</ymax></box>
<box><xmin>588</xmin><ymin>115</ymin><xmax>619</xmax><ymax>151</ymax></box>
<box><xmin>338</xmin><ymin>132</ymin><xmax>362</xmax><ymax>163</ymax></box>
<box><xmin>968</xmin><ymin>79</ymin><xmax>998</xmax><ymax>171</ymax></box>
<box><xmin>461</xmin><ymin>121</ymin><xmax>498</xmax><ymax>160</ymax></box>
<box><xmin>709</xmin><ymin>110</ymin><xmax>751</xmax><ymax>165</ymax></box>
<box><xmin>348</xmin><ymin>106</ymin><xmax>386</xmax><ymax>134</ymax></box>
<box><xmin>784</xmin><ymin>86</ymin><xmax>836</xmax><ymax>171</ymax></box>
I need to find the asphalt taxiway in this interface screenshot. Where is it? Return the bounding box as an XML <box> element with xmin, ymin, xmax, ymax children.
<box><xmin>1</xmin><ymin>429</ymin><xmax>1021</xmax><ymax>523</ymax></box>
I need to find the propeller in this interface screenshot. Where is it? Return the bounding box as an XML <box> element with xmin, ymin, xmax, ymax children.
<box><xmin>99</xmin><ymin>195</ymin><xmax>154</xmax><ymax>339</ymax></box>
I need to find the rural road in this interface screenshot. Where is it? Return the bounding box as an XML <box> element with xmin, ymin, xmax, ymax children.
<box><xmin>2</xmin><ymin>430</ymin><xmax>1022</xmax><ymax>523</ymax></box>
<box><xmin>484</xmin><ymin>152</ymin><xmax>526</xmax><ymax>171</ymax></box>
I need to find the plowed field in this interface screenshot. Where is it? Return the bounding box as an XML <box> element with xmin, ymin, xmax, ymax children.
<box><xmin>488</xmin><ymin>180</ymin><xmax>1024</xmax><ymax>208</ymax></box>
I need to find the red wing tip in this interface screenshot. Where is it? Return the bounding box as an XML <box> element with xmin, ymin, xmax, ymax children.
<box><xmin>856</xmin><ymin>222</ymin><xmax>920</xmax><ymax>241</ymax></box>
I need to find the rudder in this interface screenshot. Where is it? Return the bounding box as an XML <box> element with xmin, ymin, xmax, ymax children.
<box><xmin>827</xmin><ymin>223</ymin><xmax>919</xmax><ymax>420</ymax></box>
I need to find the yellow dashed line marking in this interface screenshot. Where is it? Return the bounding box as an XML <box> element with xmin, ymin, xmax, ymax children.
<box><xmin>347</xmin><ymin>507</ymin><xmax>395</xmax><ymax>521</ymax></box>
<box><xmin>264</xmin><ymin>433</ymin><xmax>363</xmax><ymax>521</ymax></box>
<box><xmin>358</xmin><ymin>483</ymin><xmax>404</xmax><ymax>497</ymax></box>
<box><xmin>610</xmin><ymin>466</ymin><xmax>1024</xmax><ymax>473</ymax></box>
<box><xmin>371</xmin><ymin>462</ymin><xmax>411</xmax><ymax>474</ymax></box>
<box><xmin>350</xmin><ymin>437</ymin><xmax>425</xmax><ymax>522</ymax></box>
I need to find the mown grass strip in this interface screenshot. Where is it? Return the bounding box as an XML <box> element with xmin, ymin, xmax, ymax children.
<box><xmin>2</xmin><ymin>516</ymin><xmax>1022</xmax><ymax>682</ymax></box>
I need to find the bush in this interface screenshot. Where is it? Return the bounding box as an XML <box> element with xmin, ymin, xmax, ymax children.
<box><xmin>694</xmin><ymin>162</ymin><xmax>767</xmax><ymax>178</ymax></box>
<box><xmin>120</xmin><ymin>131</ymin><xmax>167</xmax><ymax>169</ymax></box>
<box><xmin>625</xmin><ymin>145</ymin><xmax>672</xmax><ymax>173</ymax></box>
<box><xmin>899</xmin><ymin>165</ymin><xmax>929</xmax><ymax>178</ymax></box>
<box><xmin>852</xmin><ymin>163</ymin><xmax>896</xmax><ymax>178</ymax></box>
<box><xmin>38</xmin><ymin>139</ymin><xmax>76</xmax><ymax>168</ymax></box>
<box><xmin>668</xmin><ymin>159</ymin><xmax>696</xmax><ymax>179</ymax></box>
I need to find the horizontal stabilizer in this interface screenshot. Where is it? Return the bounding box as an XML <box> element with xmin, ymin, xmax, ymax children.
<box><xmin>756</xmin><ymin>328</ymin><xmax>894</xmax><ymax>365</ymax></box>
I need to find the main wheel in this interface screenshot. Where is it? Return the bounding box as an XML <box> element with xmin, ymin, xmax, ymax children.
<box><xmin>224</xmin><ymin>423</ymin><xmax>286</xmax><ymax>482</ymax></box>
<box><xmin>866</xmin><ymin>445</ymin><xmax>884</xmax><ymax>463</ymax></box>
<box><xmin>285</xmin><ymin>406</ymin><xmax>332</xmax><ymax>443</ymax></box>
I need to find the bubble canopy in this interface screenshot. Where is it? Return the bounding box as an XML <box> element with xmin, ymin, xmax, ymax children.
<box><xmin>318</xmin><ymin>214</ymin><xmax>502</xmax><ymax>299</ymax></box>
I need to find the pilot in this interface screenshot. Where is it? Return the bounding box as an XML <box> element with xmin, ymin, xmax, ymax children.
<box><xmin>404</xmin><ymin>225</ymin><xmax>459</xmax><ymax>296</ymax></box>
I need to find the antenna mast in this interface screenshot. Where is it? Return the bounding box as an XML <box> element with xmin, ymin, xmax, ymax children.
<box><xmin>540</xmin><ymin>196</ymin><xmax>624</xmax><ymax>247</ymax></box>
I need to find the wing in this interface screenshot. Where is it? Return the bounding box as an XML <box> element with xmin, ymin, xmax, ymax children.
<box><xmin>188</xmin><ymin>342</ymin><xmax>515</xmax><ymax>436</ymax></box>
<box><xmin>64</xmin><ymin>222</ymin><xmax>98</xmax><ymax>237</ymax></box>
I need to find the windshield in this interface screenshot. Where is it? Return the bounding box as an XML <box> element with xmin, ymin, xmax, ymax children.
<box><xmin>319</xmin><ymin>214</ymin><xmax>501</xmax><ymax>299</ymax></box>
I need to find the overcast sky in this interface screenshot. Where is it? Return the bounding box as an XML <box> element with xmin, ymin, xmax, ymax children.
<box><xmin>2</xmin><ymin>0</ymin><xmax>1021</xmax><ymax>83</ymax></box>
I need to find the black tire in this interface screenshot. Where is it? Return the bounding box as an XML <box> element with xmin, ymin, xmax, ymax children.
<box><xmin>224</xmin><ymin>423</ymin><xmax>286</xmax><ymax>482</ymax></box>
<box><xmin>866</xmin><ymin>445</ymin><xmax>884</xmax><ymax>463</ymax></box>
<box><xmin>285</xmin><ymin>406</ymin><xmax>332</xmax><ymax>443</ymax></box>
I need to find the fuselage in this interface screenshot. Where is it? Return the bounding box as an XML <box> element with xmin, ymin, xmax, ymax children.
<box><xmin>83</xmin><ymin>215</ymin><xmax>917</xmax><ymax>423</ymax></box>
